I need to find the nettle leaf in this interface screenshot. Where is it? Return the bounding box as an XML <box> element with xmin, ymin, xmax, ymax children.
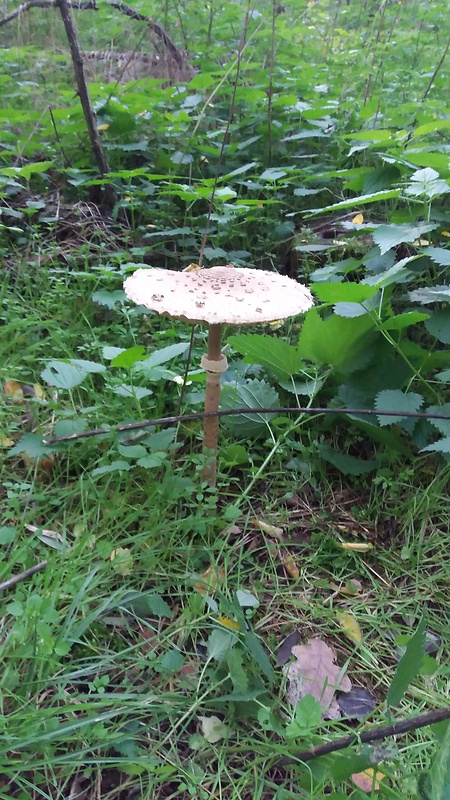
<box><xmin>41</xmin><ymin>361</ymin><xmax>88</xmax><ymax>390</ymax></box>
<box><xmin>312</xmin><ymin>282</ymin><xmax>377</xmax><ymax>304</ymax></box>
<box><xmin>112</xmin><ymin>385</ymin><xmax>153</xmax><ymax>400</ymax></box>
<box><xmin>228</xmin><ymin>334</ymin><xmax>303</xmax><ymax>380</ymax></box>
<box><xmin>421</xmin><ymin>437</ymin><xmax>450</xmax><ymax>454</ymax></box>
<box><xmin>68</xmin><ymin>359</ymin><xmax>107</xmax><ymax>374</ymax></box>
<box><xmin>409</xmin><ymin>285</ymin><xmax>450</xmax><ymax>305</ymax></box>
<box><xmin>387</xmin><ymin>618</ymin><xmax>426</xmax><ymax>707</ymax></box>
<box><xmin>136</xmin><ymin>342</ymin><xmax>190</xmax><ymax>369</ymax></box>
<box><xmin>308</xmin><ymin>189</ymin><xmax>400</xmax><ymax>215</ymax></box>
<box><xmin>92</xmin><ymin>290</ymin><xmax>127</xmax><ymax>309</ymax></box>
<box><xmin>8</xmin><ymin>434</ymin><xmax>58</xmax><ymax>458</ymax></box>
<box><xmin>375</xmin><ymin>390</ymin><xmax>424</xmax><ymax>427</ymax></box>
<box><xmin>333</xmin><ymin>296</ymin><xmax>379</xmax><ymax>318</ymax></box>
<box><xmin>372</xmin><ymin>222</ymin><xmax>437</xmax><ymax>255</ymax></box>
<box><xmin>260</xmin><ymin>168</ymin><xmax>288</xmax><ymax>181</ymax></box>
<box><xmin>92</xmin><ymin>460</ymin><xmax>132</xmax><ymax>476</ymax></box>
<box><xmin>317</xmin><ymin>444</ymin><xmax>378</xmax><ymax>476</ymax></box>
<box><xmin>379</xmin><ymin>311</ymin><xmax>430</xmax><ymax>331</ymax></box>
<box><xmin>111</xmin><ymin>346</ymin><xmax>147</xmax><ymax>368</ymax></box>
<box><xmin>298</xmin><ymin>309</ymin><xmax>377</xmax><ymax>374</ymax></box>
<box><xmin>425</xmin><ymin>310</ymin><xmax>450</xmax><ymax>344</ymax></box>
<box><xmin>405</xmin><ymin>168</ymin><xmax>450</xmax><ymax>199</ymax></box>
<box><xmin>422</xmin><ymin>247</ymin><xmax>450</xmax><ymax>267</ymax></box>
<box><xmin>436</xmin><ymin>369</ymin><xmax>450</xmax><ymax>383</ymax></box>
<box><xmin>221</xmin><ymin>379</ymin><xmax>280</xmax><ymax>435</ymax></box>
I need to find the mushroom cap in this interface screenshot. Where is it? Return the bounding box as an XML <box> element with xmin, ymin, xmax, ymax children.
<box><xmin>123</xmin><ymin>266</ymin><xmax>313</xmax><ymax>325</ymax></box>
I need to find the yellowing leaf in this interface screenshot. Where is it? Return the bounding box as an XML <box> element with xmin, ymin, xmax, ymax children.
<box><xmin>254</xmin><ymin>518</ymin><xmax>284</xmax><ymax>540</ymax></box>
<box><xmin>4</xmin><ymin>380</ymin><xmax>24</xmax><ymax>403</ymax></box>
<box><xmin>217</xmin><ymin>616</ymin><xmax>240</xmax><ymax>631</ymax></box>
<box><xmin>195</xmin><ymin>565</ymin><xmax>225</xmax><ymax>595</ymax></box>
<box><xmin>338</xmin><ymin>611</ymin><xmax>362</xmax><ymax>643</ymax></box>
<box><xmin>269</xmin><ymin>319</ymin><xmax>283</xmax><ymax>329</ymax></box>
<box><xmin>97</xmin><ymin>123</ymin><xmax>109</xmax><ymax>131</ymax></box>
<box><xmin>339</xmin><ymin>542</ymin><xmax>373</xmax><ymax>552</ymax></box>
<box><xmin>110</xmin><ymin>547</ymin><xmax>133</xmax><ymax>575</ymax></box>
<box><xmin>441</xmin><ymin>231</ymin><xmax>450</xmax><ymax>237</ymax></box>
<box><xmin>352</xmin><ymin>769</ymin><xmax>385</xmax><ymax>793</ymax></box>
<box><xmin>352</xmin><ymin>213</ymin><xmax>364</xmax><ymax>224</ymax></box>
<box><xmin>183</xmin><ymin>262</ymin><xmax>202</xmax><ymax>272</ymax></box>
<box><xmin>282</xmin><ymin>551</ymin><xmax>299</xmax><ymax>579</ymax></box>
<box><xmin>0</xmin><ymin>435</ymin><xmax>14</xmax><ymax>447</ymax></box>
<box><xmin>339</xmin><ymin>579</ymin><xmax>362</xmax><ymax>596</ymax></box>
<box><xmin>33</xmin><ymin>384</ymin><xmax>45</xmax><ymax>400</ymax></box>
<box><xmin>199</xmin><ymin>715</ymin><xmax>230</xmax><ymax>743</ymax></box>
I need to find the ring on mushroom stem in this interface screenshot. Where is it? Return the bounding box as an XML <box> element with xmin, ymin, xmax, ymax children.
<box><xmin>123</xmin><ymin>265</ymin><xmax>313</xmax><ymax>487</ymax></box>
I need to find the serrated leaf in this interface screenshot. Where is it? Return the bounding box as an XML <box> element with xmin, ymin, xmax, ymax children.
<box><xmin>221</xmin><ymin>379</ymin><xmax>280</xmax><ymax>435</ymax></box>
<box><xmin>8</xmin><ymin>434</ymin><xmax>57</xmax><ymax>458</ymax></box>
<box><xmin>52</xmin><ymin>418</ymin><xmax>88</xmax><ymax>437</ymax></box>
<box><xmin>111</xmin><ymin>346</ymin><xmax>147</xmax><ymax>367</ymax></box>
<box><xmin>308</xmin><ymin>189</ymin><xmax>401</xmax><ymax>215</ymax></box>
<box><xmin>91</xmin><ymin>460</ymin><xmax>132</xmax><ymax>476</ymax></box>
<box><xmin>375</xmin><ymin>390</ymin><xmax>423</xmax><ymax>426</ymax></box>
<box><xmin>136</xmin><ymin>342</ymin><xmax>190</xmax><ymax>370</ymax></box>
<box><xmin>409</xmin><ymin>285</ymin><xmax>450</xmax><ymax>305</ymax></box>
<box><xmin>41</xmin><ymin>361</ymin><xmax>88</xmax><ymax>390</ymax></box>
<box><xmin>297</xmin><ymin>309</ymin><xmax>377</xmax><ymax>374</ymax></box>
<box><xmin>373</xmin><ymin>222</ymin><xmax>437</xmax><ymax>255</ymax></box>
<box><xmin>68</xmin><ymin>359</ymin><xmax>107</xmax><ymax>374</ymax></box>
<box><xmin>92</xmin><ymin>290</ymin><xmax>126</xmax><ymax>309</ymax></box>
<box><xmin>425</xmin><ymin>310</ymin><xmax>450</xmax><ymax>344</ymax></box>
<box><xmin>379</xmin><ymin>312</ymin><xmax>430</xmax><ymax>330</ymax></box>
<box><xmin>226</xmin><ymin>649</ymin><xmax>249</xmax><ymax>693</ymax></box>
<box><xmin>285</xmin><ymin>694</ymin><xmax>323</xmax><ymax>737</ymax></box>
<box><xmin>436</xmin><ymin>370</ymin><xmax>450</xmax><ymax>383</ymax></box>
<box><xmin>422</xmin><ymin>247</ymin><xmax>450</xmax><ymax>267</ymax></box>
<box><xmin>387</xmin><ymin>618</ymin><xmax>426</xmax><ymax>707</ymax></box>
<box><xmin>312</xmin><ymin>283</ymin><xmax>377</xmax><ymax>304</ymax></box>
<box><xmin>317</xmin><ymin>444</ymin><xmax>378</xmax><ymax>475</ymax></box>
<box><xmin>228</xmin><ymin>334</ymin><xmax>304</xmax><ymax>380</ymax></box>
<box><xmin>426</xmin><ymin>405</ymin><xmax>450</xmax><ymax>437</ymax></box>
<box><xmin>420</xmin><ymin>437</ymin><xmax>450</xmax><ymax>454</ymax></box>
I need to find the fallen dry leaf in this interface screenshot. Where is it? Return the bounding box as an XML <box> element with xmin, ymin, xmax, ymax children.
<box><xmin>340</xmin><ymin>579</ymin><xmax>362</xmax><ymax>596</ymax></box>
<box><xmin>338</xmin><ymin>611</ymin><xmax>362</xmax><ymax>644</ymax></box>
<box><xmin>195</xmin><ymin>565</ymin><xmax>225</xmax><ymax>595</ymax></box>
<box><xmin>339</xmin><ymin>541</ymin><xmax>373</xmax><ymax>552</ymax></box>
<box><xmin>253</xmin><ymin>518</ymin><xmax>284</xmax><ymax>540</ymax></box>
<box><xmin>4</xmin><ymin>380</ymin><xmax>24</xmax><ymax>403</ymax></box>
<box><xmin>217</xmin><ymin>616</ymin><xmax>240</xmax><ymax>631</ymax></box>
<box><xmin>110</xmin><ymin>547</ymin><xmax>133</xmax><ymax>575</ymax></box>
<box><xmin>281</xmin><ymin>550</ymin><xmax>299</xmax><ymax>579</ymax></box>
<box><xmin>352</xmin><ymin>769</ymin><xmax>385</xmax><ymax>793</ymax></box>
<box><xmin>199</xmin><ymin>715</ymin><xmax>230</xmax><ymax>743</ymax></box>
<box><xmin>285</xmin><ymin>637</ymin><xmax>351</xmax><ymax>717</ymax></box>
<box><xmin>25</xmin><ymin>524</ymin><xmax>71</xmax><ymax>551</ymax></box>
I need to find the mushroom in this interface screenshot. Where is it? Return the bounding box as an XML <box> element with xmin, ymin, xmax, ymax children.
<box><xmin>123</xmin><ymin>265</ymin><xmax>313</xmax><ymax>486</ymax></box>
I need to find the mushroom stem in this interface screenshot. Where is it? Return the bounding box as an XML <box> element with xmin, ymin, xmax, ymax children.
<box><xmin>201</xmin><ymin>324</ymin><xmax>228</xmax><ymax>486</ymax></box>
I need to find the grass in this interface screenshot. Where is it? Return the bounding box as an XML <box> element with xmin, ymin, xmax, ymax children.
<box><xmin>2</xmin><ymin>0</ymin><xmax>450</xmax><ymax>794</ymax></box>
<box><xmin>1</xmin><ymin>262</ymin><xmax>449</xmax><ymax>799</ymax></box>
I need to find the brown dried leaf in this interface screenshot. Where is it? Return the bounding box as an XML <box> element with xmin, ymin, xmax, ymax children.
<box><xmin>281</xmin><ymin>550</ymin><xmax>299</xmax><ymax>579</ymax></box>
<box><xmin>195</xmin><ymin>565</ymin><xmax>225</xmax><ymax>595</ymax></box>
<box><xmin>352</xmin><ymin>769</ymin><xmax>385</xmax><ymax>793</ymax></box>
<box><xmin>286</xmin><ymin>637</ymin><xmax>351</xmax><ymax>713</ymax></box>
<box><xmin>4</xmin><ymin>380</ymin><xmax>24</xmax><ymax>403</ymax></box>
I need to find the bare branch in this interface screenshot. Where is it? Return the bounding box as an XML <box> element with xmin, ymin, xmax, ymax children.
<box><xmin>280</xmin><ymin>705</ymin><xmax>450</xmax><ymax>765</ymax></box>
<box><xmin>0</xmin><ymin>561</ymin><xmax>48</xmax><ymax>593</ymax></box>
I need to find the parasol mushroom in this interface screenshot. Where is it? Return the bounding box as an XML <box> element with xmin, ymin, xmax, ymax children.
<box><xmin>123</xmin><ymin>265</ymin><xmax>313</xmax><ymax>486</ymax></box>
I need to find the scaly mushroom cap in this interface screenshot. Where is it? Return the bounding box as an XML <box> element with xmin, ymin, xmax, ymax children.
<box><xmin>123</xmin><ymin>266</ymin><xmax>313</xmax><ymax>324</ymax></box>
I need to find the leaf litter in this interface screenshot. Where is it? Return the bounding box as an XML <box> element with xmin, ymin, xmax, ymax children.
<box><xmin>285</xmin><ymin>637</ymin><xmax>352</xmax><ymax>719</ymax></box>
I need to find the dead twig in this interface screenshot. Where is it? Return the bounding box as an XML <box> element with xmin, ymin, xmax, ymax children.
<box><xmin>280</xmin><ymin>705</ymin><xmax>450</xmax><ymax>765</ymax></box>
<box><xmin>0</xmin><ymin>561</ymin><xmax>48</xmax><ymax>593</ymax></box>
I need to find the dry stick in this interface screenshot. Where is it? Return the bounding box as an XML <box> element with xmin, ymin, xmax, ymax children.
<box><xmin>42</xmin><ymin>405</ymin><xmax>450</xmax><ymax>445</ymax></box>
<box><xmin>0</xmin><ymin>561</ymin><xmax>48</xmax><ymax>593</ymax></box>
<box><xmin>0</xmin><ymin>0</ymin><xmax>186</xmax><ymax>65</ymax></box>
<box><xmin>279</xmin><ymin>705</ymin><xmax>450</xmax><ymax>766</ymax></box>
<box><xmin>56</xmin><ymin>0</ymin><xmax>117</xmax><ymax>208</ymax></box>
<box><xmin>422</xmin><ymin>34</ymin><xmax>450</xmax><ymax>103</ymax></box>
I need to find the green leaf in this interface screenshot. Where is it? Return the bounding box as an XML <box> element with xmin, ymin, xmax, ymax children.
<box><xmin>228</xmin><ymin>334</ymin><xmax>304</xmax><ymax>380</ymax></box>
<box><xmin>308</xmin><ymin>189</ymin><xmax>400</xmax><ymax>215</ymax></box>
<box><xmin>387</xmin><ymin>618</ymin><xmax>426</xmax><ymax>707</ymax></box>
<box><xmin>221</xmin><ymin>379</ymin><xmax>280</xmax><ymax>435</ymax></box>
<box><xmin>111</xmin><ymin>346</ymin><xmax>147</xmax><ymax>368</ymax></box>
<box><xmin>375</xmin><ymin>390</ymin><xmax>423</xmax><ymax>427</ymax></box>
<box><xmin>244</xmin><ymin>631</ymin><xmax>274</xmax><ymax>683</ymax></box>
<box><xmin>409</xmin><ymin>286</ymin><xmax>450</xmax><ymax>305</ymax></box>
<box><xmin>41</xmin><ymin>361</ymin><xmax>88</xmax><ymax>390</ymax></box>
<box><xmin>226</xmin><ymin>649</ymin><xmax>249</xmax><ymax>693</ymax></box>
<box><xmin>112</xmin><ymin>385</ymin><xmax>153</xmax><ymax>399</ymax></box>
<box><xmin>285</xmin><ymin>695</ymin><xmax>323</xmax><ymax>738</ymax></box>
<box><xmin>379</xmin><ymin>312</ymin><xmax>430</xmax><ymax>331</ymax></box>
<box><xmin>52</xmin><ymin>418</ymin><xmax>88</xmax><ymax>437</ymax></box>
<box><xmin>137</xmin><ymin>342</ymin><xmax>190</xmax><ymax>370</ymax></box>
<box><xmin>427</xmin><ymin>719</ymin><xmax>450</xmax><ymax>800</ymax></box>
<box><xmin>92</xmin><ymin>290</ymin><xmax>127</xmax><ymax>309</ymax></box>
<box><xmin>8</xmin><ymin>434</ymin><xmax>57</xmax><ymax>458</ymax></box>
<box><xmin>421</xmin><ymin>437</ymin><xmax>450</xmax><ymax>454</ymax></box>
<box><xmin>297</xmin><ymin>309</ymin><xmax>377</xmax><ymax>374</ymax></box>
<box><xmin>260</xmin><ymin>168</ymin><xmax>288</xmax><ymax>181</ymax></box>
<box><xmin>0</xmin><ymin>526</ymin><xmax>16</xmax><ymax>544</ymax></box>
<box><xmin>207</xmin><ymin>629</ymin><xmax>237</xmax><ymax>662</ymax></box>
<box><xmin>68</xmin><ymin>359</ymin><xmax>107</xmax><ymax>373</ymax></box>
<box><xmin>436</xmin><ymin>370</ymin><xmax>450</xmax><ymax>383</ymax></box>
<box><xmin>91</xmin><ymin>460</ymin><xmax>132</xmax><ymax>476</ymax></box>
<box><xmin>422</xmin><ymin>247</ymin><xmax>450</xmax><ymax>267</ymax></box>
<box><xmin>146</xmin><ymin>594</ymin><xmax>172</xmax><ymax>618</ymax></box>
<box><xmin>372</xmin><ymin>222</ymin><xmax>437</xmax><ymax>255</ymax></box>
<box><xmin>158</xmin><ymin>650</ymin><xmax>184</xmax><ymax>674</ymax></box>
<box><xmin>425</xmin><ymin>310</ymin><xmax>450</xmax><ymax>344</ymax></box>
<box><xmin>317</xmin><ymin>444</ymin><xmax>378</xmax><ymax>476</ymax></box>
<box><xmin>312</xmin><ymin>282</ymin><xmax>377</xmax><ymax>304</ymax></box>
